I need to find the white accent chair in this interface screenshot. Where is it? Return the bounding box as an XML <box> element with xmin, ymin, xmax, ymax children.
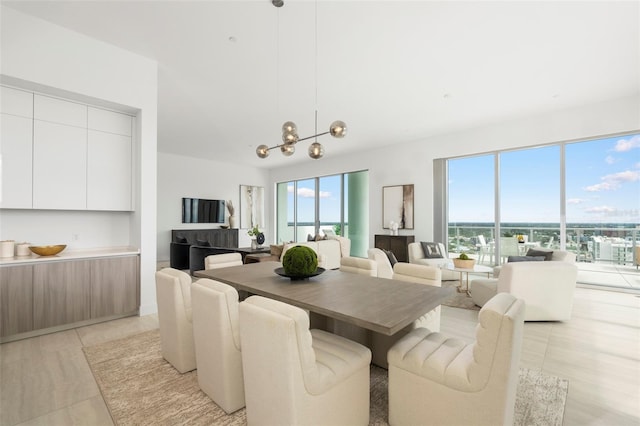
<box><xmin>388</xmin><ymin>293</ymin><xmax>525</xmax><ymax>426</ymax></box>
<box><xmin>367</xmin><ymin>248</ymin><xmax>393</xmax><ymax>278</ymax></box>
<box><xmin>340</xmin><ymin>256</ymin><xmax>377</xmax><ymax>276</ymax></box>
<box><xmin>470</xmin><ymin>261</ymin><xmax>578</xmax><ymax>321</ymax></box>
<box><xmin>492</xmin><ymin>248</ymin><xmax>576</xmax><ymax>277</ymax></box>
<box><xmin>370</xmin><ymin>262</ymin><xmax>442</xmax><ymax>367</ymax></box>
<box><xmin>407</xmin><ymin>242</ymin><xmax>458</xmax><ymax>281</ymax></box>
<box><xmin>155</xmin><ymin>268</ymin><xmax>197</xmax><ymax>373</ymax></box>
<box><xmin>204</xmin><ymin>252</ymin><xmax>243</xmax><ymax>270</ymax></box>
<box><xmin>239</xmin><ymin>296</ymin><xmax>372</xmax><ymax>426</ymax></box>
<box><xmin>191</xmin><ymin>279</ymin><xmax>244</xmax><ymax>414</ymax></box>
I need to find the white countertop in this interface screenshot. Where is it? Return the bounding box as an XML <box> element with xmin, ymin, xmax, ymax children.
<box><xmin>0</xmin><ymin>246</ymin><xmax>140</xmax><ymax>266</ymax></box>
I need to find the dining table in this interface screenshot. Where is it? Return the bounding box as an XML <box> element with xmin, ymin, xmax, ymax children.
<box><xmin>194</xmin><ymin>261</ymin><xmax>454</xmax><ymax>337</ymax></box>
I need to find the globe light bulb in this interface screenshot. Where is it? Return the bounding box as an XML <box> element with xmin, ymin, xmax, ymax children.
<box><xmin>308</xmin><ymin>142</ymin><xmax>324</xmax><ymax>159</ymax></box>
<box><xmin>282</xmin><ymin>131</ymin><xmax>299</xmax><ymax>144</ymax></box>
<box><xmin>281</xmin><ymin>144</ymin><xmax>295</xmax><ymax>156</ymax></box>
<box><xmin>256</xmin><ymin>145</ymin><xmax>270</xmax><ymax>158</ymax></box>
<box><xmin>330</xmin><ymin>120</ymin><xmax>347</xmax><ymax>138</ymax></box>
<box><xmin>282</xmin><ymin>121</ymin><xmax>297</xmax><ymax>134</ymax></box>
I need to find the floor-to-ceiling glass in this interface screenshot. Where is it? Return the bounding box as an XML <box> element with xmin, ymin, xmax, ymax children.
<box><xmin>295</xmin><ymin>178</ymin><xmax>316</xmax><ymax>240</ymax></box>
<box><xmin>318</xmin><ymin>175</ymin><xmax>342</xmax><ymax>236</ymax></box>
<box><xmin>499</xmin><ymin>145</ymin><xmax>561</xmax><ymax>264</ymax></box>
<box><xmin>447</xmin><ymin>154</ymin><xmax>495</xmax><ymax>265</ymax></box>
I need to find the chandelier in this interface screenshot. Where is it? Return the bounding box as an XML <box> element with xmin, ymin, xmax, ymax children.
<box><xmin>257</xmin><ymin>0</ymin><xmax>347</xmax><ymax>160</ymax></box>
<box><xmin>256</xmin><ymin>117</ymin><xmax>347</xmax><ymax>160</ymax></box>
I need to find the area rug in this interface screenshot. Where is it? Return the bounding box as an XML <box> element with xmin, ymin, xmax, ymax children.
<box><xmin>84</xmin><ymin>330</ymin><xmax>568</xmax><ymax>426</ymax></box>
<box><xmin>441</xmin><ymin>280</ymin><xmax>481</xmax><ymax>310</ymax></box>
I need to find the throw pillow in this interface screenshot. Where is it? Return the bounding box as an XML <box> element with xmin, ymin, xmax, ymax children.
<box><xmin>420</xmin><ymin>241</ymin><xmax>443</xmax><ymax>258</ymax></box>
<box><xmin>526</xmin><ymin>248</ymin><xmax>553</xmax><ymax>261</ymax></box>
<box><xmin>383</xmin><ymin>249</ymin><xmax>398</xmax><ymax>266</ymax></box>
<box><xmin>307</xmin><ymin>234</ymin><xmax>315</xmax><ymax>242</ymax></box>
<box><xmin>196</xmin><ymin>239</ymin><xmax>211</xmax><ymax>247</ymax></box>
<box><xmin>175</xmin><ymin>235</ymin><xmax>188</xmax><ymax>244</ymax></box>
<box><xmin>507</xmin><ymin>255</ymin><xmax>546</xmax><ymax>262</ymax></box>
<box><xmin>270</xmin><ymin>244</ymin><xmax>284</xmax><ymax>256</ymax></box>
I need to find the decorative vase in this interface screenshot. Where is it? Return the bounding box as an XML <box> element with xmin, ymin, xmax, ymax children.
<box><xmin>0</xmin><ymin>240</ymin><xmax>15</xmax><ymax>258</ymax></box>
<box><xmin>453</xmin><ymin>258</ymin><xmax>476</xmax><ymax>269</ymax></box>
<box><xmin>251</xmin><ymin>238</ymin><xmax>257</xmax><ymax>250</ymax></box>
<box><xmin>229</xmin><ymin>215</ymin><xmax>237</xmax><ymax>229</ymax></box>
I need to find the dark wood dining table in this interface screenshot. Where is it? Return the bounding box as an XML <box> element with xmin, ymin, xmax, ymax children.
<box><xmin>194</xmin><ymin>261</ymin><xmax>453</xmax><ymax>336</ymax></box>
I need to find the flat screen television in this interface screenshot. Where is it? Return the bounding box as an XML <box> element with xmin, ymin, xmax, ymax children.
<box><xmin>182</xmin><ymin>198</ymin><xmax>225</xmax><ymax>223</ymax></box>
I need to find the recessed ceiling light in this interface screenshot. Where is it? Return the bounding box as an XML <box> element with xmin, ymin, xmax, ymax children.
<box><xmin>228</xmin><ymin>36</ymin><xmax>237</xmax><ymax>43</ymax></box>
<box><xmin>443</xmin><ymin>93</ymin><xmax>452</xmax><ymax>99</ymax></box>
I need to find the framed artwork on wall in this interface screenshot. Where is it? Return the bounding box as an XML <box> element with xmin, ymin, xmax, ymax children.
<box><xmin>240</xmin><ymin>185</ymin><xmax>265</xmax><ymax>229</ymax></box>
<box><xmin>382</xmin><ymin>184</ymin><xmax>414</xmax><ymax>229</ymax></box>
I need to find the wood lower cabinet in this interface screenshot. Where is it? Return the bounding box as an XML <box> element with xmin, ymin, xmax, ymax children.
<box><xmin>0</xmin><ymin>254</ymin><xmax>140</xmax><ymax>340</ymax></box>
<box><xmin>90</xmin><ymin>256</ymin><xmax>139</xmax><ymax>318</ymax></box>
<box><xmin>0</xmin><ymin>265</ymin><xmax>34</xmax><ymax>337</ymax></box>
<box><xmin>374</xmin><ymin>234</ymin><xmax>415</xmax><ymax>263</ymax></box>
<box><xmin>33</xmin><ymin>260</ymin><xmax>92</xmax><ymax>329</ymax></box>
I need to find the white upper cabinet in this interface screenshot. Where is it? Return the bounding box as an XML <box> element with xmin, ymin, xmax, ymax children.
<box><xmin>32</xmin><ymin>121</ymin><xmax>87</xmax><ymax>210</ymax></box>
<box><xmin>87</xmin><ymin>130</ymin><xmax>132</xmax><ymax>211</ymax></box>
<box><xmin>88</xmin><ymin>107</ymin><xmax>132</xmax><ymax>137</ymax></box>
<box><xmin>1</xmin><ymin>114</ymin><xmax>33</xmax><ymax>208</ymax></box>
<box><xmin>34</xmin><ymin>95</ymin><xmax>87</xmax><ymax>127</ymax></box>
<box><xmin>1</xmin><ymin>86</ymin><xmax>33</xmax><ymax>118</ymax></box>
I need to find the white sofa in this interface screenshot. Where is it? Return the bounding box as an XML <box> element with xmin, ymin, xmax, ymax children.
<box><xmin>281</xmin><ymin>236</ymin><xmax>350</xmax><ymax>270</ymax></box>
<box><xmin>470</xmin><ymin>261</ymin><xmax>578</xmax><ymax>321</ymax></box>
<box><xmin>407</xmin><ymin>242</ymin><xmax>458</xmax><ymax>281</ymax></box>
<box><xmin>493</xmin><ymin>248</ymin><xmax>576</xmax><ymax>277</ymax></box>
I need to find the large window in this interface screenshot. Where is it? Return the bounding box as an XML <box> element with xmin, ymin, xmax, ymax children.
<box><xmin>276</xmin><ymin>170</ymin><xmax>369</xmax><ymax>257</ymax></box>
<box><xmin>442</xmin><ymin>133</ymin><xmax>639</xmax><ymax>276</ymax></box>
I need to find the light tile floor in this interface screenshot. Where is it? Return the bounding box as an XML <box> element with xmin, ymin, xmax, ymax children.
<box><xmin>1</xmin><ymin>287</ymin><xmax>639</xmax><ymax>425</ymax></box>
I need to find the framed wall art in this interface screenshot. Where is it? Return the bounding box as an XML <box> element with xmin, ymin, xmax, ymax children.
<box><xmin>382</xmin><ymin>184</ymin><xmax>414</xmax><ymax>229</ymax></box>
<box><xmin>240</xmin><ymin>185</ymin><xmax>265</xmax><ymax>229</ymax></box>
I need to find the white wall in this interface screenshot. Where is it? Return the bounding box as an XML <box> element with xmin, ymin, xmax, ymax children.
<box><xmin>1</xmin><ymin>6</ymin><xmax>159</xmax><ymax>315</ymax></box>
<box><xmin>157</xmin><ymin>152</ymin><xmax>270</xmax><ymax>261</ymax></box>
<box><xmin>269</xmin><ymin>95</ymin><xmax>640</xmax><ymax>245</ymax></box>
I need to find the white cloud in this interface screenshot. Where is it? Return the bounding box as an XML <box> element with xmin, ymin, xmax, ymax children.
<box><xmin>318</xmin><ymin>191</ymin><xmax>331</xmax><ymax>199</ymax></box>
<box><xmin>604</xmin><ymin>155</ymin><xmax>616</xmax><ymax>165</ymax></box>
<box><xmin>297</xmin><ymin>187</ymin><xmax>315</xmax><ymax>198</ymax></box>
<box><xmin>566</xmin><ymin>198</ymin><xmax>585</xmax><ymax>205</ymax></box>
<box><xmin>585</xmin><ymin>205</ymin><xmax>616</xmax><ymax>214</ymax></box>
<box><xmin>584</xmin><ymin>170</ymin><xmax>640</xmax><ymax>192</ymax></box>
<box><xmin>613</xmin><ymin>135</ymin><xmax>640</xmax><ymax>152</ymax></box>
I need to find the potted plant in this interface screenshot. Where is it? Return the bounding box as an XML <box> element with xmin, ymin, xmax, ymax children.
<box><xmin>247</xmin><ymin>225</ymin><xmax>264</xmax><ymax>249</ymax></box>
<box><xmin>453</xmin><ymin>252</ymin><xmax>476</xmax><ymax>269</ymax></box>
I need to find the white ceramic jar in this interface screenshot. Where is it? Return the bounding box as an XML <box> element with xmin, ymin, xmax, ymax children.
<box><xmin>0</xmin><ymin>240</ymin><xmax>15</xmax><ymax>258</ymax></box>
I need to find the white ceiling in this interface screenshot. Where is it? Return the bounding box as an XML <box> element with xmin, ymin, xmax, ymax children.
<box><xmin>4</xmin><ymin>1</ymin><xmax>639</xmax><ymax>169</ymax></box>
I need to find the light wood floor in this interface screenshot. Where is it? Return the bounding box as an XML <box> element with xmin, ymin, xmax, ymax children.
<box><xmin>1</xmin><ymin>286</ymin><xmax>638</xmax><ymax>426</ymax></box>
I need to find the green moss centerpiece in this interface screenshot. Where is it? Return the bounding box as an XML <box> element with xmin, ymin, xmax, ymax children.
<box><xmin>277</xmin><ymin>245</ymin><xmax>323</xmax><ymax>280</ymax></box>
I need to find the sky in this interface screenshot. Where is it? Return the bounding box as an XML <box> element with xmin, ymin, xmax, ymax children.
<box><xmin>449</xmin><ymin>134</ymin><xmax>640</xmax><ymax>224</ymax></box>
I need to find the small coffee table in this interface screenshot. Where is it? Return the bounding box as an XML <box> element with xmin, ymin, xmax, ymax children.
<box><xmin>444</xmin><ymin>263</ymin><xmax>493</xmax><ymax>294</ymax></box>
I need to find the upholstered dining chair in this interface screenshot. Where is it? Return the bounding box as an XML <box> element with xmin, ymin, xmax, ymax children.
<box><xmin>340</xmin><ymin>256</ymin><xmax>377</xmax><ymax>276</ymax></box>
<box><xmin>388</xmin><ymin>293</ymin><xmax>525</xmax><ymax>426</ymax></box>
<box><xmin>191</xmin><ymin>278</ymin><xmax>245</xmax><ymax>414</ymax></box>
<box><xmin>154</xmin><ymin>268</ymin><xmax>197</xmax><ymax>373</ymax></box>
<box><xmin>204</xmin><ymin>252</ymin><xmax>243</xmax><ymax>270</ymax></box>
<box><xmin>239</xmin><ymin>295</ymin><xmax>372</xmax><ymax>426</ymax></box>
<box><xmin>370</xmin><ymin>262</ymin><xmax>443</xmax><ymax>367</ymax></box>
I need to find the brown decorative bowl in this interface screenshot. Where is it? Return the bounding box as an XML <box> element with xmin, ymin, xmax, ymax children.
<box><xmin>29</xmin><ymin>245</ymin><xmax>67</xmax><ymax>256</ymax></box>
<box><xmin>452</xmin><ymin>258</ymin><xmax>476</xmax><ymax>269</ymax></box>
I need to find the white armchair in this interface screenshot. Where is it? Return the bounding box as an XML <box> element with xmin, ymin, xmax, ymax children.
<box><xmin>388</xmin><ymin>293</ymin><xmax>525</xmax><ymax>426</ymax></box>
<box><xmin>154</xmin><ymin>268</ymin><xmax>197</xmax><ymax>373</ymax></box>
<box><xmin>407</xmin><ymin>242</ymin><xmax>458</xmax><ymax>281</ymax></box>
<box><xmin>340</xmin><ymin>256</ymin><xmax>377</xmax><ymax>276</ymax></box>
<box><xmin>471</xmin><ymin>261</ymin><xmax>578</xmax><ymax>321</ymax></box>
<box><xmin>239</xmin><ymin>296</ymin><xmax>372</xmax><ymax>425</ymax></box>
<box><xmin>367</xmin><ymin>248</ymin><xmax>394</xmax><ymax>278</ymax></box>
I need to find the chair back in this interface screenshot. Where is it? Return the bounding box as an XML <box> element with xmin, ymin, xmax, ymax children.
<box><xmin>204</xmin><ymin>252</ymin><xmax>243</xmax><ymax>270</ymax></box>
<box><xmin>392</xmin><ymin>262</ymin><xmax>441</xmax><ymax>287</ymax></box>
<box><xmin>155</xmin><ymin>267</ymin><xmax>196</xmax><ymax>373</ymax></box>
<box><xmin>367</xmin><ymin>248</ymin><xmax>393</xmax><ymax>278</ymax></box>
<box><xmin>340</xmin><ymin>256</ymin><xmax>377</xmax><ymax>276</ymax></box>
<box><xmin>191</xmin><ymin>278</ymin><xmax>244</xmax><ymax>413</ymax></box>
<box><xmin>407</xmin><ymin>242</ymin><xmax>425</xmax><ymax>262</ymax></box>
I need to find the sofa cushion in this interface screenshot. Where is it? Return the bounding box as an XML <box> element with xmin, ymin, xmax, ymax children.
<box><xmin>383</xmin><ymin>249</ymin><xmax>398</xmax><ymax>266</ymax></box>
<box><xmin>420</xmin><ymin>241</ymin><xmax>443</xmax><ymax>258</ymax></box>
<box><xmin>526</xmin><ymin>248</ymin><xmax>553</xmax><ymax>261</ymax></box>
<box><xmin>175</xmin><ymin>235</ymin><xmax>188</xmax><ymax>243</ymax></box>
<box><xmin>196</xmin><ymin>239</ymin><xmax>211</xmax><ymax>247</ymax></box>
<box><xmin>507</xmin><ymin>255</ymin><xmax>545</xmax><ymax>263</ymax></box>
